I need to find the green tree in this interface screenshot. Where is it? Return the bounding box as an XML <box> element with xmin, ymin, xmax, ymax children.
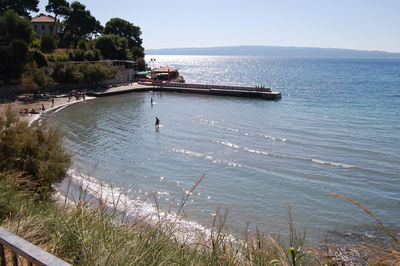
<box><xmin>0</xmin><ymin>0</ymin><xmax>39</xmax><ymax>17</ymax></box>
<box><xmin>0</xmin><ymin>9</ymin><xmax>33</xmax><ymax>44</ymax></box>
<box><xmin>29</xmin><ymin>48</ymin><xmax>48</xmax><ymax>67</ymax></box>
<box><xmin>0</xmin><ymin>40</ymin><xmax>28</xmax><ymax>79</ymax></box>
<box><xmin>62</xmin><ymin>1</ymin><xmax>102</xmax><ymax>45</ymax></box>
<box><xmin>40</xmin><ymin>34</ymin><xmax>58</xmax><ymax>53</ymax></box>
<box><xmin>104</xmin><ymin>18</ymin><xmax>143</xmax><ymax>48</ymax></box>
<box><xmin>45</xmin><ymin>0</ymin><xmax>70</xmax><ymax>21</ymax></box>
<box><xmin>130</xmin><ymin>46</ymin><xmax>144</xmax><ymax>60</ymax></box>
<box><xmin>10</xmin><ymin>40</ymin><xmax>29</xmax><ymax>75</ymax></box>
<box><xmin>95</xmin><ymin>34</ymin><xmax>129</xmax><ymax>60</ymax></box>
<box><xmin>0</xmin><ymin>108</ymin><xmax>71</xmax><ymax>198</ymax></box>
<box><xmin>79</xmin><ymin>62</ymin><xmax>116</xmax><ymax>86</ymax></box>
<box><xmin>21</xmin><ymin>62</ymin><xmax>56</xmax><ymax>93</ymax></box>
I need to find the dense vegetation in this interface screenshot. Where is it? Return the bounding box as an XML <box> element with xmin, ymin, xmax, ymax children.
<box><xmin>0</xmin><ymin>0</ymin><xmax>145</xmax><ymax>96</ymax></box>
<box><xmin>0</xmin><ymin>108</ymin><xmax>70</xmax><ymax>198</ymax></box>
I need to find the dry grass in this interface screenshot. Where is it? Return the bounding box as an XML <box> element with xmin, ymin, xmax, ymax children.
<box><xmin>329</xmin><ymin>193</ymin><xmax>400</xmax><ymax>265</ymax></box>
<box><xmin>1</xmin><ymin>171</ymin><xmax>315</xmax><ymax>265</ymax></box>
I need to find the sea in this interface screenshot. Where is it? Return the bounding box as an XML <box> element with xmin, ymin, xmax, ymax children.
<box><xmin>44</xmin><ymin>55</ymin><xmax>400</xmax><ymax>242</ymax></box>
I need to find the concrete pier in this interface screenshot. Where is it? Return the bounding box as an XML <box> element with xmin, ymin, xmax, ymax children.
<box><xmin>87</xmin><ymin>82</ymin><xmax>282</xmax><ymax>100</ymax></box>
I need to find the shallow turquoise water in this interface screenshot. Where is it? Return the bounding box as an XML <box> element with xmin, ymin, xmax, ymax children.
<box><xmin>45</xmin><ymin>55</ymin><xmax>400</xmax><ymax>240</ymax></box>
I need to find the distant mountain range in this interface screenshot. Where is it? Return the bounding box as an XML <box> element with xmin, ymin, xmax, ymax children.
<box><xmin>146</xmin><ymin>45</ymin><xmax>400</xmax><ymax>59</ymax></box>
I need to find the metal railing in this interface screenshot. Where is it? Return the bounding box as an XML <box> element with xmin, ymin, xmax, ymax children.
<box><xmin>138</xmin><ymin>81</ymin><xmax>272</xmax><ymax>92</ymax></box>
<box><xmin>0</xmin><ymin>227</ymin><xmax>70</xmax><ymax>266</ymax></box>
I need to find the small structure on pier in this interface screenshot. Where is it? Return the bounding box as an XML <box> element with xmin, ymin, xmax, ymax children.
<box><xmin>150</xmin><ymin>66</ymin><xmax>185</xmax><ymax>82</ymax></box>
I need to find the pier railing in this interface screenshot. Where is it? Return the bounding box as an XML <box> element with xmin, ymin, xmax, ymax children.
<box><xmin>138</xmin><ymin>81</ymin><xmax>272</xmax><ymax>92</ymax></box>
<box><xmin>0</xmin><ymin>227</ymin><xmax>70</xmax><ymax>266</ymax></box>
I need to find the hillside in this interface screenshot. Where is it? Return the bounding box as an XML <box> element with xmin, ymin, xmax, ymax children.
<box><xmin>146</xmin><ymin>45</ymin><xmax>400</xmax><ymax>59</ymax></box>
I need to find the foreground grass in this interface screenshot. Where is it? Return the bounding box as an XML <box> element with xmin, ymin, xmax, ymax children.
<box><xmin>0</xmin><ymin>173</ymin><xmax>314</xmax><ymax>265</ymax></box>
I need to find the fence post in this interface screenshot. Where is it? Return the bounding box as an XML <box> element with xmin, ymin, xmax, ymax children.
<box><xmin>0</xmin><ymin>243</ymin><xmax>5</xmax><ymax>266</ymax></box>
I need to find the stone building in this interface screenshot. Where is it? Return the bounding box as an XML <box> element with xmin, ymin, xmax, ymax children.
<box><xmin>31</xmin><ymin>15</ymin><xmax>56</xmax><ymax>35</ymax></box>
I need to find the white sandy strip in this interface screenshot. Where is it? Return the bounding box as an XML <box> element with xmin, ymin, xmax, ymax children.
<box><xmin>27</xmin><ymin>96</ymin><xmax>95</xmax><ymax>126</ymax></box>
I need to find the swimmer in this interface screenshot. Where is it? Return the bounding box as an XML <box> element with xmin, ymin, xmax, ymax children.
<box><xmin>155</xmin><ymin>117</ymin><xmax>160</xmax><ymax>127</ymax></box>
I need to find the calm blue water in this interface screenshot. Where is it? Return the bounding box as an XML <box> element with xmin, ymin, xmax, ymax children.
<box><xmin>46</xmin><ymin>55</ymin><xmax>400</xmax><ymax>241</ymax></box>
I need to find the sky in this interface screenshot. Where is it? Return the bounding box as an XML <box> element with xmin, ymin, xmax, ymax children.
<box><xmin>34</xmin><ymin>0</ymin><xmax>400</xmax><ymax>53</ymax></box>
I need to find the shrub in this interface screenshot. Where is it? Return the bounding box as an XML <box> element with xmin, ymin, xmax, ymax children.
<box><xmin>40</xmin><ymin>34</ymin><xmax>58</xmax><ymax>53</ymax></box>
<box><xmin>22</xmin><ymin>63</ymin><xmax>56</xmax><ymax>93</ymax></box>
<box><xmin>29</xmin><ymin>48</ymin><xmax>48</xmax><ymax>67</ymax></box>
<box><xmin>0</xmin><ymin>109</ymin><xmax>71</xmax><ymax>198</ymax></box>
<box><xmin>77</xmin><ymin>39</ymin><xmax>88</xmax><ymax>50</ymax></box>
<box><xmin>83</xmin><ymin>49</ymin><xmax>100</xmax><ymax>61</ymax></box>
<box><xmin>46</xmin><ymin>49</ymin><xmax>70</xmax><ymax>62</ymax></box>
<box><xmin>20</xmin><ymin>73</ymin><xmax>38</xmax><ymax>92</ymax></box>
<box><xmin>65</xmin><ymin>63</ymin><xmax>84</xmax><ymax>83</ymax></box>
<box><xmin>79</xmin><ymin>62</ymin><xmax>116</xmax><ymax>85</ymax></box>
<box><xmin>69</xmin><ymin>49</ymin><xmax>85</xmax><ymax>61</ymax></box>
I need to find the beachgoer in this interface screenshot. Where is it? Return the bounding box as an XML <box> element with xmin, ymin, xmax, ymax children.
<box><xmin>82</xmin><ymin>94</ymin><xmax>86</xmax><ymax>101</ymax></box>
<box><xmin>41</xmin><ymin>104</ymin><xmax>45</xmax><ymax>112</ymax></box>
<box><xmin>51</xmin><ymin>97</ymin><xmax>54</xmax><ymax>107</ymax></box>
<box><xmin>68</xmin><ymin>94</ymin><xmax>71</xmax><ymax>102</ymax></box>
<box><xmin>155</xmin><ymin>117</ymin><xmax>160</xmax><ymax>127</ymax></box>
<box><xmin>151</xmin><ymin>98</ymin><xmax>153</xmax><ymax>106</ymax></box>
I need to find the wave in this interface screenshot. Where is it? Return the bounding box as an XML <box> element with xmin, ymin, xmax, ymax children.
<box><xmin>171</xmin><ymin>148</ymin><xmax>241</xmax><ymax>167</ymax></box>
<box><xmin>264</xmin><ymin>135</ymin><xmax>287</xmax><ymax>142</ymax></box>
<box><xmin>196</xmin><ymin>116</ymin><xmax>289</xmax><ymax>143</ymax></box>
<box><xmin>306</xmin><ymin>158</ymin><xmax>353</xmax><ymax>168</ymax></box>
<box><xmin>242</xmin><ymin>147</ymin><xmax>354</xmax><ymax>169</ymax></box>
<box><xmin>215</xmin><ymin>140</ymin><xmax>240</xmax><ymax>149</ymax></box>
<box><xmin>54</xmin><ymin>168</ymin><xmax>215</xmax><ymax>244</ymax></box>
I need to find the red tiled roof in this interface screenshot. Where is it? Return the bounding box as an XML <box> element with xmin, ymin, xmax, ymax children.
<box><xmin>31</xmin><ymin>15</ymin><xmax>55</xmax><ymax>23</ymax></box>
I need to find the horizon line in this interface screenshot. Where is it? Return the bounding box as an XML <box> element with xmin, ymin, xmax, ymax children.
<box><xmin>145</xmin><ymin>45</ymin><xmax>400</xmax><ymax>54</ymax></box>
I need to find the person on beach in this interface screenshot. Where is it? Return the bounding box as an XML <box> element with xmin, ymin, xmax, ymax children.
<box><xmin>82</xmin><ymin>94</ymin><xmax>86</xmax><ymax>101</ymax></box>
<box><xmin>151</xmin><ymin>98</ymin><xmax>153</xmax><ymax>106</ymax></box>
<box><xmin>68</xmin><ymin>94</ymin><xmax>71</xmax><ymax>102</ymax></box>
<box><xmin>51</xmin><ymin>97</ymin><xmax>54</xmax><ymax>107</ymax></box>
<box><xmin>155</xmin><ymin>117</ymin><xmax>160</xmax><ymax>128</ymax></box>
<box><xmin>41</xmin><ymin>104</ymin><xmax>45</xmax><ymax>112</ymax></box>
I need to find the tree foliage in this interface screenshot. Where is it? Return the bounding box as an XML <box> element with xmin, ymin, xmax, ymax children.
<box><xmin>0</xmin><ymin>0</ymin><xmax>39</xmax><ymax>17</ymax></box>
<box><xmin>52</xmin><ymin>63</ymin><xmax>83</xmax><ymax>83</ymax></box>
<box><xmin>79</xmin><ymin>62</ymin><xmax>116</xmax><ymax>85</ymax></box>
<box><xmin>0</xmin><ymin>9</ymin><xmax>32</xmax><ymax>44</ymax></box>
<box><xmin>95</xmin><ymin>34</ymin><xmax>129</xmax><ymax>60</ymax></box>
<box><xmin>130</xmin><ymin>46</ymin><xmax>145</xmax><ymax>60</ymax></box>
<box><xmin>45</xmin><ymin>0</ymin><xmax>70</xmax><ymax>20</ymax></box>
<box><xmin>21</xmin><ymin>63</ymin><xmax>56</xmax><ymax>93</ymax></box>
<box><xmin>104</xmin><ymin>18</ymin><xmax>142</xmax><ymax>48</ymax></box>
<box><xmin>40</xmin><ymin>34</ymin><xmax>58</xmax><ymax>53</ymax></box>
<box><xmin>0</xmin><ymin>108</ymin><xmax>71</xmax><ymax>198</ymax></box>
<box><xmin>29</xmin><ymin>48</ymin><xmax>48</xmax><ymax>67</ymax></box>
<box><xmin>62</xmin><ymin>1</ymin><xmax>102</xmax><ymax>45</ymax></box>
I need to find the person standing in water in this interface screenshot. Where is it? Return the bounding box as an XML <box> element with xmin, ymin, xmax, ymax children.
<box><xmin>155</xmin><ymin>117</ymin><xmax>160</xmax><ymax>128</ymax></box>
<box><xmin>151</xmin><ymin>98</ymin><xmax>153</xmax><ymax>106</ymax></box>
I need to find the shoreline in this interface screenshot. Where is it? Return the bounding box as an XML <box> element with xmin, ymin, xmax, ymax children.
<box><xmin>4</xmin><ymin>88</ymin><xmax>220</xmax><ymax>245</ymax></box>
<box><xmin>0</xmin><ymin>94</ymin><xmax>94</xmax><ymax>125</ymax></box>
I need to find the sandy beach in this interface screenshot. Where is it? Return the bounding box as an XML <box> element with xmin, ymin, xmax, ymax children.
<box><xmin>0</xmin><ymin>94</ymin><xmax>93</xmax><ymax>125</ymax></box>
